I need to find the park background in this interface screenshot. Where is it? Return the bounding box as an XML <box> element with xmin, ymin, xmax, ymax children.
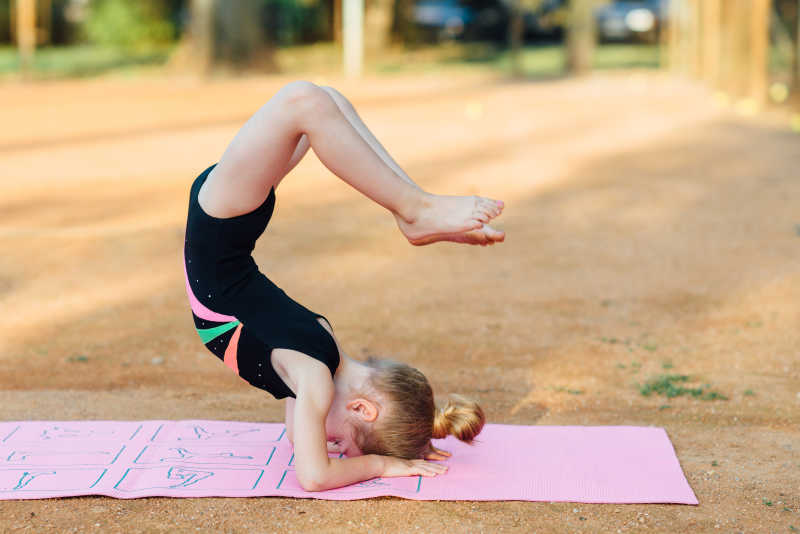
<box><xmin>1</xmin><ymin>0</ymin><xmax>799</xmax><ymax>532</ymax></box>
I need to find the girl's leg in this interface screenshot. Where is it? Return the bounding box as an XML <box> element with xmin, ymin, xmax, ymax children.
<box><xmin>319</xmin><ymin>85</ymin><xmax>505</xmax><ymax>246</ymax></box>
<box><xmin>199</xmin><ymin>80</ymin><xmax>504</xmax><ymax>245</ymax></box>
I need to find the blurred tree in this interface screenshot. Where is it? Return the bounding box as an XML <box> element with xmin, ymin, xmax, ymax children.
<box><xmin>169</xmin><ymin>0</ymin><xmax>277</xmax><ymax>75</ymax></box>
<box><xmin>566</xmin><ymin>0</ymin><xmax>596</xmax><ymax>76</ymax></box>
<box><xmin>507</xmin><ymin>0</ymin><xmax>547</xmax><ymax>77</ymax></box>
<box><xmin>795</xmin><ymin>0</ymin><xmax>799</xmax><ymax>89</ymax></box>
<box><xmin>365</xmin><ymin>0</ymin><xmax>392</xmax><ymax>52</ymax></box>
<box><xmin>83</xmin><ymin>0</ymin><xmax>175</xmax><ymax>51</ymax></box>
<box><xmin>16</xmin><ymin>0</ymin><xmax>37</xmax><ymax>79</ymax></box>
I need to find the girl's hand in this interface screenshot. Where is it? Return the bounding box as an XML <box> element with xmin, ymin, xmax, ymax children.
<box><xmin>423</xmin><ymin>443</ymin><xmax>452</xmax><ymax>461</ymax></box>
<box><xmin>381</xmin><ymin>456</ymin><xmax>448</xmax><ymax>478</ymax></box>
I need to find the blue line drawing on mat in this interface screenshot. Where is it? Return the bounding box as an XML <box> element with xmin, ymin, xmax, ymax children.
<box><xmin>150</xmin><ymin>424</ymin><xmax>164</xmax><ymax>442</ymax></box>
<box><xmin>129</xmin><ymin>425</ymin><xmax>143</xmax><ymax>440</ymax></box>
<box><xmin>39</xmin><ymin>426</ymin><xmax>116</xmax><ymax>440</ymax></box>
<box><xmin>0</xmin><ymin>468</ymin><xmax>108</xmax><ymax>493</ymax></box>
<box><xmin>113</xmin><ymin>466</ymin><xmax>265</xmax><ymax>491</ymax></box>
<box><xmin>132</xmin><ymin>445</ymin><xmax>275</xmax><ymax>465</ymax></box>
<box><xmin>12</xmin><ymin>470</ymin><xmax>56</xmax><ymax>490</ymax></box>
<box><xmin>7</xmin><ymin>450</ymin><xmax>109</xmax><ymax>462</ymax></box>
<box><xmin>161</xmin><ymin>447</ymin><xmax>254</xmax><ymax>462</ymax></box>
<box><xmin>181</xmin><ymin>426</ymin><xmax>261</xmax><ymax>441</ymax></box>
<box><xmin>89</xmin><ymin>468</ymin><xmax>108</xmax><ymax>489</ymax></box>
<box><xmin>2</xmin><ymin>427</ymin><xmax>20</xmax><ymax>443</ymax></box>
<box><xmin>149</xmin><ymin>424</ymin><xmax>283</xmax><ymax>443</ymax></box>
<box><xmin>163</xmin><ymin>467</ymin><xmax>214</xmax><ymax>488</ymax></box>
<box><xmin>4</xmin><ymin>445</ymin><xmax>126</xmax><ymax>466</ymax></box>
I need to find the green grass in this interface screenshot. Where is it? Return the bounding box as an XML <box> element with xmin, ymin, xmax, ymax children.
<box><xmin>638</xmin><ymin>374</ymin><xmax>728</xmax><ymax>400</ymax></box>
<box><xmin>383</xmin><ymin>42</ymin><xmax>660</xmax><ymax>78</ymax></box>
<box><xmin>0</xmin><ymin>43</ymin><xmax>173</xmax><ymax>80</ymax></box>
<box><xmin>553</xmin><ymin>386</ymin><xmax>584</xmax><ymax>395</ymax></box>
<box><xmin>1</xmin><ymin>41</ymin><xmax>661</xmax><ymax>81</ymax></box>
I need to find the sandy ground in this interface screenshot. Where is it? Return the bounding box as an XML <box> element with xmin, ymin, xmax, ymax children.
<box><xmin>0</xmin><ymin>69</ymin><xmax>798</xmax><ymax>533</ymax></box>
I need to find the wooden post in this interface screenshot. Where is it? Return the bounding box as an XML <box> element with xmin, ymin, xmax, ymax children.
<box><xmin>748</xmin><ymin>0</ymin><xmax>770</xmax><ymax>104</ymax></box>
<box><xmin>666</xmin><ymin>0</ymin><xmax>681</xmax><ymax>72</ymax></box>
<box><xmin>343</xmin><ymin>0</ymin><xmax>364</xmax><ymax>77</ymax></box>
<box><xmin>333</xmin><ymin>0</ymin><xmax>342</xmax><ymax>43</ymax></box>
<box><xmin>700</xmin><ymin>0</ymin><xmax>721</xmax><ymax>85</ymax></box>
<box><xmin>16</xmin><ymin>0</ymin><xmax>37</xmax><ymax>80</ymax></box>
<box><xmin>566</xmin><ymin>0</ymin><xmax>596</xmax><ymax>76</ymax></box>
<box><xmin>795</xmin><ymin>0</ymin><xmax>800</xmax><ymax>90</ymax></box>
<box><xmin>40</xmin><ymin>0</ymin><xmax>51</xmax><ymax>45</ymax></box>
<box><xmin>687</xmin><ymin>0</ymin><xmax>702</xmax><ymax>78</ymax></box>
<box><xmin>508</xmin><ymin>0</ymin><xmax>524</xmax><ymax>78</ymax></box>
<box><xmin>727</xmin><ymin>0</ymin><xmax>750</xmax><ymax>97</ymax></box>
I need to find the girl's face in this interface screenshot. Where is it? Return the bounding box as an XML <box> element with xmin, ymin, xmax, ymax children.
<box><xmin>324</xmin><ymin>397</ymin><xmax>362</xmax><ymax>457</ymax></box>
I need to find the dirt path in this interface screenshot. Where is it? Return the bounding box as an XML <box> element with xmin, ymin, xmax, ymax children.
<box><xmin>0</xmin><ymin>70</ymin><xmax>798</xmax><ymax>533</ymax></box>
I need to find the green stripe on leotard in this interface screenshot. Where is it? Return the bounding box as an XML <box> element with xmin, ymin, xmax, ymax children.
<box><xmin>197</xmin><ymin>320</ymin><xmax>240</xmax><ymax>344</ymax></box>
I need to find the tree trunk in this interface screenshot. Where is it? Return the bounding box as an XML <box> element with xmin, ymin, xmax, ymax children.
<box><xmin>794</xmin><ymin>0</ymin><xmax>800</xmax><ymax>89</ymax></box>
<box><xmin>700</xmin><ymin>0</ymin><xmax>721</xmax><ymax>85</ymax></box>
<box><xmin>16</xmin><ymin>0</ymin><xmax>36</xmax><ymax>80</ymax></box>
<box><xmin>747</xmin><ymin>0</ymin><xmax>770</xmax><ymax>104</ymax></box>
<box><xmin>364</xmin><ymin>0</ymin><xmax>394</xmax><ymax>54</ymax></box>
<box><xmin>566</xmin><ymin>0</ymin><xmax>596</xmax><ymax>76</ymax></box>
<box><xmin>508</xmin><ymin>0</ymin><xmax>524</xmax><ymax>78</ymax></box>
<box><xmin>168</xmin><ymin>0</ymin><xmax>277</xmax><ymax>76</ymax></box>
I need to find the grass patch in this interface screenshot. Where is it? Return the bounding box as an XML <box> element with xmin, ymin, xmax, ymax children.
<box><xmin>0</xmin><ymin>44</ymin><xmax>173</xmax><ymax>80</ymax></box>
<box><xmin>553</xmin><ymin>386</ymin><xmax>584</xmax><ymax>395</ymax></box>
<box><xmin>763</xmin><ymin>498</ymin><xmax>773</xmax><ymax>506</ymax></box>
<box><xmin>67</xmin><ymin>354</ymin><xmax>89</xmax><ymax>363</ymax></box>
<box><xmin>661</xmin><ymin>360</ymin><xmax>673</xmax><ymax>369</ymax></box>
<box><xmin>743</xmin><ymin>389</ymin><xmax>756</xmax><ymax>396</ymax></box>
<box><xmin>711</xmin><ymin>460</ymin><xmax>718</xmax><ymax>466</ymax></box>
<box><xmin>1</xmin><ymin>41</ymin><xmax>660</xmax><ymax>81</ymax></box>
<box><xmin>638</xmin><ymin>374</ymin><xmax>728</xmax><ymax>400</ymax></box>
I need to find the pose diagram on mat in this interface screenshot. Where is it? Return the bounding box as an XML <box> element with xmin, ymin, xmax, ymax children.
<box><xmin>184</xmin><ymin>81</ymin><xmax>504</xmax><ymax>492</ymax></box>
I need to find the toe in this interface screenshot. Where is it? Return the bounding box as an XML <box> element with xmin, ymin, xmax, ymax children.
<box><xmin>479</xmin><ymin>198</ymin><xmax>497</xmax><ymax>216</ymax></box>
<box><xmin>484</xmin><ymin>224</ymin><xmax>505</xmax><ymax>242</ymax></box>
<box><xmin>474</xmin><ymin>210</ymin><xmax>490</xmax><ymax>223</ymax></box>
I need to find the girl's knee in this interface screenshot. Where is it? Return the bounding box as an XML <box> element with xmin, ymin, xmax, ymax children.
<box><xmin>279</xmin><ymin>80</ymin><xmax>338</xmax><ymax>118</ymax></box>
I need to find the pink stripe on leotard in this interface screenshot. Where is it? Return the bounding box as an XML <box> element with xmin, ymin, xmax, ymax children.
<box><xmin>183</xmin><ymin>257</ymin><xmax>236</xmax><ymax>323</ymax></box>
<box><xmin>223</xmin><ymin>323</ymin><xmax>243</xmax><ymax>374</ymax></box>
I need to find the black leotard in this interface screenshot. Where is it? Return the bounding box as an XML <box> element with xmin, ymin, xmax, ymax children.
<box><xmin>183</xmin><ymin>162</ymin><xmax>340</xmax><ymax>399</ymax></box>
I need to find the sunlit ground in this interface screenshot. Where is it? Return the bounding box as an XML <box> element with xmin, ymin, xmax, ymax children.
<box><xmin>0</xmin><ymin>67</ymin><xmax>798</xmax><ymax>532</ymax></box>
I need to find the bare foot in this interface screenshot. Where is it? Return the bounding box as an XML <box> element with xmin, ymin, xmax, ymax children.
<box><xmin>396</xmin><ymin>192</ymin><xmax>504</xmax><ymax>245</ymax></box>
<box><xmin>400</xmin><ymin>222</ymin><xmax>505</xmax><ymax>247</ymax></box>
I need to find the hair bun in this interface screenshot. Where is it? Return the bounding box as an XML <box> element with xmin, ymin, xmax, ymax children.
<box><xmin>431</xmin><ymin>394</ymin><xmax>485</xmax><ymax>443</ymax></box>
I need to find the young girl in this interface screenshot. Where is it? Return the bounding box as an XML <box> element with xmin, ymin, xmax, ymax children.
<box><xmin>183</xmin><ymin>81</ymin><xmax>505</xmax><ymax>492</ymax></box>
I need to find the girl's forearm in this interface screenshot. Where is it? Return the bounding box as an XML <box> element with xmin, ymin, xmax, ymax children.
<box><xmin>305</xmin><ymin>454</ymin><xmax>385</xmax><ymax>492</ymax></box>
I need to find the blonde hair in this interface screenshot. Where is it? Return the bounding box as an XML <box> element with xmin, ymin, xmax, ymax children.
<box><xmin>352</xmin><ymin>357</ymin><xmax>485</xmax><ymax>459</ymax></box>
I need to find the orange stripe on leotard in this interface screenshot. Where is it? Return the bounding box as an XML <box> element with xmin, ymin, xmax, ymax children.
<box><xmin>223</xmin><ymin>323</ymin><xmax>243</xmax><ymax>374</ymax></box>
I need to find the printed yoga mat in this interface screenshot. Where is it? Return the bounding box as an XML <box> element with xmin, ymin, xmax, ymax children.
<box><xmin>0</xmin><ymin>420</ymin><xmax>698</xmax><ymax>503</ymax></box>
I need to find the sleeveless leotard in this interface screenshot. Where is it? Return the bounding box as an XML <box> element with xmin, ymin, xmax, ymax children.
<box><xmin>183</xmin><ymin>162</ymin><xmax>340</xmax><ymax>399</ymax></box>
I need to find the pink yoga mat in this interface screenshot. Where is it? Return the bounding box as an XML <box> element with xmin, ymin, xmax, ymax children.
<box><xmin>0</xmin><ymin>420</ymin><xmax>697</xmax><ymax>503</ymax></box>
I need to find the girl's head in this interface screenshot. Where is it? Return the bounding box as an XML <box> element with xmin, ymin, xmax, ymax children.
<box><xmin>342</xmin><ymin>357</ymin><xmax>485</xmax><ymax>459</ymax></box>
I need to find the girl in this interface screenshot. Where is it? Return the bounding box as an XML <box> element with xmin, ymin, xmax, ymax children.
<box><xmin>183</xmin><ymin>81</ymin><xmax>504</xmax><ymax>492</ymax></box>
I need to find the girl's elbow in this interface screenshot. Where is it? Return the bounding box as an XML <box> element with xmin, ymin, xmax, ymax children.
<box><xmin>296</xmin><ymin>473</ymin><xmax>327</xmax><ymax>492</ymax></box>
